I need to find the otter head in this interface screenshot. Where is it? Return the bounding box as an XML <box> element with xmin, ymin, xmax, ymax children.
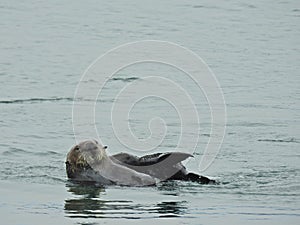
<box><xmin>65</xmin><ymin>140</ymin><xmax>108</xmax><ymax>179</ymax></box>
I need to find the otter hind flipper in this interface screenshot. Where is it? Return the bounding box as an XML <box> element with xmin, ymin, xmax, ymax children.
<box><xmin>111</xmin><ymin>152</ymin><xmax>193</xmax><ymax>167</ymax></box>
<box><xmin>139</xmin><ymin>152</ymin><xmax>193</xmax><ymax>166</ymax></box>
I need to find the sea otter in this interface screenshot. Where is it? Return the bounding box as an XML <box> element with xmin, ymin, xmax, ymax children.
<box><xmin>66</xmin><ymin>140</ymin><xmax>215</xmax><ymax>186</ymax></box>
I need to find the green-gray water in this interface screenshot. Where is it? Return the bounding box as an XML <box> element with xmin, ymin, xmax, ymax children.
<box><xmin>0</xmin><ymin>0</ymin><xmax>299</xmax><ymax>224</ymax></box>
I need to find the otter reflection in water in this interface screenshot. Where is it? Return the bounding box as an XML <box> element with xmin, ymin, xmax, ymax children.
<box><xmin>65</xmin><ymin>140</ymin><xmax>215</xmax><ymax>186</ymax></box>
<box><xmin>64</xmin><ymin>182</ymin><xmax>188</xmax><ymax>219</ymax></box>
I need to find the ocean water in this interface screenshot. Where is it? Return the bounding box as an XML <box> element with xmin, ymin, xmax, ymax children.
<box><xmin>0</xmin><ymin>0</ymin><xmax>299</xmax><ymax>224</ymax></box>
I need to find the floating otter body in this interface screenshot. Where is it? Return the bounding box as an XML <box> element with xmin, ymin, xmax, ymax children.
<box><xmin>66</xmin><ymin>140</ymin><xmax>215</xmax><ymax>186</ymax></box>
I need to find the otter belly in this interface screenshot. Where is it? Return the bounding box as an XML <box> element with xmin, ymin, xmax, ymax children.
<box><xmin>71</xmin><ymin>168</ymin><xmax>115</xmax><ymax>185</ymax></box>
<box><xmin>93</xmin><ymin>160</ymin><xmax>157</xmax><ymax>187</ymax></box>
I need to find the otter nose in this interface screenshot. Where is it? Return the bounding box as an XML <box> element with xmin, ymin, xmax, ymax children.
<box><xmin>85</xmin><ymin>142</ymin><xmax>98</xmax><ymax>150</ymax></box>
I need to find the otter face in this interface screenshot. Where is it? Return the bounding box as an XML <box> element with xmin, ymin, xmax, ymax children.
<box><xmin>66</xmin><ymin>140</ymin><xmax>108</xmax><ymax>178</ymax></box>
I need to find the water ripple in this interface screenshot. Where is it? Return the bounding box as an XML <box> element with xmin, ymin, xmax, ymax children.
<box><xmin>65</xmin><ymin>184</ymin><xmax>188</xmax><ymax>219</ymax></box>
<box><xmin>2</xmin><ymin>147</ymin><xmax>63</xmax><ymax>157</ymax></box>
<box><xmin>110</xmin><ymin>77</ymin><xmax>139</xmax><ymax>82</ymax></box>
<box><xmin>0</xmin><ymin>97</ymin><xmax>74</xmax><ymax>104</ymax></box>
<box><xmin>258</xmin><ymin>138</ymin><xmax>300</xmax><ymax>143</ymax></box>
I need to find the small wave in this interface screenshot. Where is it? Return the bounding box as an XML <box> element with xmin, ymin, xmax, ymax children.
<box><xmin>0</xmin><ymin>97</ymin><xmax>116</xmax><ymax>105</ymax></box>
<box><xmin>110</xmin><ymin>77</ymin><xmax>139</xmax><ymax>82</ymax></box>
<box><xmin>227</xmin><ymin>122</ymin><xmax>286</xmax><ymax>128</ymax></box>
<box><xmin>258</xmin><ymin>138</ymin><xmax>299</xmax><ymax>143</ymax></box>
<box><xmin>2</xmin><ymin>147</ymin><xmax>63</xmax><ymax>157</ymax></box>
<box><xmin>192</xmin><ymin>5</ymin><xmax>204</xmax><ymax>8</ymax></box>
<box><xmin>0</xmin><ymin>97</ymin><xmax>74</xmax><ymax>104</ymax></box>
<box><xmin>14</xmin><ymin>174</ymin><xmax>66</xmax><ymax>183</ymax></box>
<box><xmin>34</xmin><ymin>150</ymin><xmax>63</xmax><ymax>156</ymax></box>
<box><xmin>77</xmin><ymin>76</ymin><xmax>140</xmax><ymax>83</ymax></box>
<box><xmin>25</xmin><ymin>165</ymin><xmax>59</xmax><ymax>170</ymax></box>
<box><xmin>2</xmin><ymin>147</ymin><xmax>31</xmax><ymax>156</ymax></box>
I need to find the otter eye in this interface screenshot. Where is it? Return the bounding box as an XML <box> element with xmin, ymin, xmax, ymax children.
<box><xmin>74</xmin><ymin>145</ymin><xmax>79</xmax><ymax>151</ymax></box>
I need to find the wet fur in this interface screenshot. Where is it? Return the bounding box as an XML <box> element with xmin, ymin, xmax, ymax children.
<box><xmin>66</xmin><ymin>140</ymin><xmax>155</xmax><ymax>186</ymax></box>
<box><xmin>66</xmin><ymin>140</ymin><xmax>215</xmax><ymax>186</ymax></box>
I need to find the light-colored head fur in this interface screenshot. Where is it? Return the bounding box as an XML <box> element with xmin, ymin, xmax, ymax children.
<box><xmin>66</xmin><ymin>140</ymin><xmax>108</xmax><ymax>169</ymax></box>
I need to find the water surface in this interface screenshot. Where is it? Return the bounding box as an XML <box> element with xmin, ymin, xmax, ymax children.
<box><xmin>0</xmin><ymin>0</ymin><xmax>299</xmax><ymax>224</ymax></box>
